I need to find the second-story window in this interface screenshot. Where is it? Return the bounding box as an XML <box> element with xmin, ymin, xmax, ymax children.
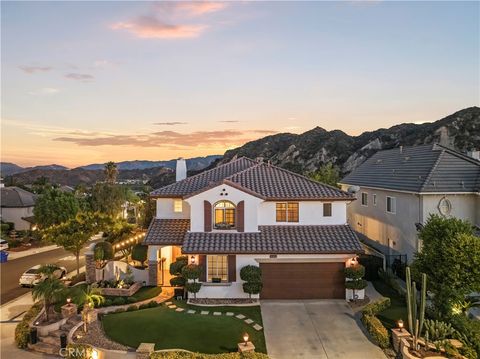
<box><xmin>361</xmin><ymin>192</ymin><xmax>368</xmax><ymax>206</ymax></box>
<box><xmin>386</xmin><ymin>196</ymin><xmax>396</xmax><ymax>214</ymax></box>
<box><xmin>276</xmin><ymin>202</ymin><xmax>299</xmax><ymax>222</ymax></box>
<box><xmin>173</xmin><ymin>199</ymin><xmax>183</xmax><ymax>213</ymax></box>
<box><xmin>323</xmin><ymin>203</ymin><xmax>332</xmax><ymax>217</ymax></box>
<box><xmin>373</xmin><ymin>194</ymin><xmax>377</xmax><ymax>206</ymax></box>
<box><xmin>214</xmin><ymin>200</ymin><xmax>236</xmax><ymax>229</ymax></box>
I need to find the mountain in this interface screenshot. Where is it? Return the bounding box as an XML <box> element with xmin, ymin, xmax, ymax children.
<box><xmin>0</xmin><ymin>163</ymin><xmax>68</xmax><ymax>177</ymax></box>
<box><xmin>217</xmin><ymin>107</ymin><xmax>480</xmax><ymax>174</ymax></box>
<box><xmin>77</xmin><ymin>155</ymin><xmax>221</xmax><ymax>171</ymax></box>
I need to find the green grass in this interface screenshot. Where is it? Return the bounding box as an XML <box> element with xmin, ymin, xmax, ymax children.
<box><xmin>372</xmin><ymin>280</ymin><xmax>408</xmax><ymax>330</ymax></box>
<box><xmin>102</xmin><ymin>301</ymin><xmax>266</xmax><ymax>354</ymax></box>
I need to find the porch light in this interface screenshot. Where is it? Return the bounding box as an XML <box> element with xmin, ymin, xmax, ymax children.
<box><xmin>243</xmin><ymin>333</ymin><xmax>249</xmax><ymax>346</ymax></box>
<box><xmin>350</xmin><ymin>257</ymin><xmax>358</xmax><ymax>266</ymax></box>
<box><xmin>397</xmin><ymin>319</ymin><xmax>404</xmax><ymax>332</ymax></box>
<box><xmin>190</xmin><ymin>256</ymin><xmax>196</xmax><ymax>264</ymax></box>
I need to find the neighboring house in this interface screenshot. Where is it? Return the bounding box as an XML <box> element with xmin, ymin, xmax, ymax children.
<box><xmin>0</xmin><ymin>186</ymin><xmax>37</xmax><ymax>230</ymax></box>
<box><xmin>143</xmin><ymin>157</ymin><xmax>363</xmax><ymax>299</ymax></box>
<box><xmin>340</xmin><ymin>144</ymin><xmax>480</xmax><ymax>262</ymax></box>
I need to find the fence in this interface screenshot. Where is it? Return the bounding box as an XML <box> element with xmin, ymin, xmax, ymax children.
<box><xmin>385</xmin><ymin>254</ymin><xmax>408</xmax><ymax>280</ymax></box>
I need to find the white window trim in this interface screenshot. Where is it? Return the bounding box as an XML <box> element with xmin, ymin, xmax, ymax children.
<box><xmin>373</xmin><ymin>194</ymin><xmax>377</xmax><ymax>206</ymax></box>
<box><xmin>386</xmin><ymin>196</ymin><xmax>396</xmax><ymax>214</ymax></box>
<box><xmin>361</xmin><ymin>192</ymin><xmax>368</xmax><ymax>207</ymax></box>
<box><xmin>173</xmin><ymin>199</ymin><xmax>183</xmax><ymax>213</ymax></box>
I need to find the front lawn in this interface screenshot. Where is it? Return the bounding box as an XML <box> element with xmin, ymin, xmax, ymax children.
<box><xmin>104</xmin><ymin>286</ymin><xmax>162</xmax><ymax>303</ymax></box>
<box><xmin>372</xmin><ymin>280</ymin><xmax>408</xmax><ymax>330</ymax></box>
<box><xmin>102</xmin><ymin>302</ymin><xmax>266</xmax><ymax>354</ymax></box>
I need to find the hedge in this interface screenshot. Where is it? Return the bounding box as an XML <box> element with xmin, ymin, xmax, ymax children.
<box><xmin>361</xmin><ymin>297</ymin><xmax>391</xmax><ymax>316</ymax></box>
<box><xmin>361</xmin><ymin>314</ymin><xmax>390</xmax><ymax>349</ymax></box>
<box><xmin>150</xmin><ymin>352</ymin><xmax>269</xmax><ymax>359</ymax></box>
<box><xmin>15</xmin><ymin>302</ymin><xmax>43</xmax><ymax>348</ymax></box>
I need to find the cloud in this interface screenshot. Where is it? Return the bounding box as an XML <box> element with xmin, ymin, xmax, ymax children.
<box><xmin>154</xmin><ymin>122</ymin><xmax>188</xmax><ymax>126</ymax></box>
<box><xmin>219</xmin><ymin>120</ymin><xmax>239</xmax><ymax>123</ymax></box>
<box><xmin>65</xmin><ymin>73</ymin><xmax>94</xmax><ymax>81</ymax></box>
<box><xmin>53</xmin><ymin>129</ymin><xmax>277</xmax><ymax>148</ymax></box>
<box><xmin>28</xmin><ymin>87</ymin><xmax>59</xmax><ymax>96</ymax></box>
<box><xmin>19</xmin><ymin>66</ymin><xmax>52</xmax><ymax>74</ymax></box>
<box><xmin>111</xmin><ymin>16</ymin><xmax>206</xmax><ymax>39</ymax></box>
<box><xmin>173</xmin><ymin>2</ymin><xmax>227</xmax><ymax>16</ymax></box>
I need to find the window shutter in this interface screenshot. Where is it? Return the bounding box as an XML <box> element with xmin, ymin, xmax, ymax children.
<box><xmin>204</xmin><ymin>200</ymin><xmax>212</xmax><ymax>232</ymax></box>
<box><xmin>236</xmin><ymin>201</ymin><xmax>245</xmax><ymax>232</ymax></box>
<box><xmin>228</xmin><ymin>255</ymin><xmax>236</xmax><ymax>282</ymax></box>
<box><xmin>199</xmin><ymin>255</ymin><xmax>206</xmax><ymax>282</ymax></box>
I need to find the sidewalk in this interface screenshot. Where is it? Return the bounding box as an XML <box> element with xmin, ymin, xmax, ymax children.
<box><xmin>6</xmin><ymin>244</ymin><xmax>60</xmax><ymax>261</ymax></box>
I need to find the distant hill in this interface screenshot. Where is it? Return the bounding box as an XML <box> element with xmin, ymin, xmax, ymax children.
<box><xmin>216</xmin><ymin>106</ymin><xmax>480</xmax><ymax>174</ymax></box>
<box><xmin>0</xmin><ymin>163</ymin><xmax>68</xmax><ymax>177</ymax></box>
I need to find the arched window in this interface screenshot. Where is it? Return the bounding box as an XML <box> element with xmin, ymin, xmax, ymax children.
<box><xmin>214</xmin><ymin>200</ymin><xmax>236</xmax><ymax>229</ymax></box>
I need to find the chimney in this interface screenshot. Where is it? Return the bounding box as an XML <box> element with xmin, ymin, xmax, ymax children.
<box><xmin>176</xmin><ymin>158</ymin><xmax>187</xmax><ymax>182</ymax></box>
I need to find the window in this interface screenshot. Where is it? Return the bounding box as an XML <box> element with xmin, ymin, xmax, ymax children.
<box><xmin>373</xmin><ymin>194</ymin><xmax>377</xmax><ymax>206</ymax></box>
<box><xmin>323</xmin><ymin>203</ymin><xmax>332</xmax><ymax>217</ymax></box>
<box><xmin>386</xmin><ymin>196</ymin><xmax>396</xmax><ymax>214</ymax></box>
<box><xmin>207</xmin><ymin>255</ymin><xmax>228</xmax><ymax>282</ymax></box>
<box><xmin>361</xmin><ymin>193</ymin><xmax>368</xmax><ymax>206</ymax></box>
<box><xmin>173</xmin><ymin>199</ymin><xmax>183</xmax><ymax>213</ymax></box>
<box><xmin>276</xmin><ymin>202</ymin><xmax>299</xmax><ymax>222</ymax></box>
<box><xmin>214</xmin><ymin>201</ymin><xmax>235</xmax><ymax>229</ymax></box>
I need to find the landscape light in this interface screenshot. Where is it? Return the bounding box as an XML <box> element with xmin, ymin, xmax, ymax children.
<box><xmin>397</xmin><ymin>319</ymin><xmax>404</xmax><ymax>332</ymax></box>
<box><xmin>243</xmin><ymin>333</ymin><xmax>249</xmax><ymax>346</ymax></box>
<box><xmin>67</xmin><ymin>297</ymin><xmax>71</xmax><ymax>305</ymax></box>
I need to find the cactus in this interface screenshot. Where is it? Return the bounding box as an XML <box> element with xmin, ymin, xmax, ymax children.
<box><xmin>405</xmin><ymin>266</ymin><xmax>427</xmax><ymax>350</ymax></box>
<box><xmin>424</xmin><ymin>319</ymin><xmax>455</xmax><ymax>341</ymax></box>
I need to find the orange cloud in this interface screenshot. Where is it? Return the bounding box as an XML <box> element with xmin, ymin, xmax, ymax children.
<box><xmin>174</xmin><ymin>2</ymin><xmax>227</xmax><ymax>16</ymax></box>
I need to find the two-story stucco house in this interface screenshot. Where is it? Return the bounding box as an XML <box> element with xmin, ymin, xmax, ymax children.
<box><xmin>0</xmin><ymin>186</ymin><xmax>37</xmax><ymax>231</ymax></box>
<box><xmin>143</xmin><ymin>157</ymin><xmax>363</xmax><ymax>299</ymax></box>
<box><xmin>339</xmin><ymin>144</ymin><xmax>480</xmax><ymax>262</ymax></box>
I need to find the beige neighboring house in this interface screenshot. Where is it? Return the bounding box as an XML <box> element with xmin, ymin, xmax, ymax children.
<box><xmin>340</xmin><ymin>144</ymin><xmax>480</xmax><ymax>263</ymax></box>
<box><xmin>0</xmin><ymin>186</ymin><xmax>37</xmax><ymax>230</ymax></box>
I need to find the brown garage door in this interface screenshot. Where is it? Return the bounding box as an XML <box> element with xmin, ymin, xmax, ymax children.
<box><xmin>260</xmin><ymin>262</ymin><xmax>345</xmax><ymax>299</ymax></box>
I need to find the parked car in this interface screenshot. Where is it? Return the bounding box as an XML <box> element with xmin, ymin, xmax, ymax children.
<box><xmin>0</xmin><ymin>239</ymin><xmax>8</xmax><ymax>251</ymax></box>
<box><xmin>19</xmin><ymin>264</ymin><xmax>67</xmax><ymax>287</ymax></box>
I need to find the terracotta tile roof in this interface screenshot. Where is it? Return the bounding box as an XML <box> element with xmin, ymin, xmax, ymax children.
<box><xmin>181</xmin><ymin>225</ymin><xmax>363</xmax><ymax>254</ymax></box>
<box><xmin>152</xmin><ymin>157</ymin><xmax>352</xmax><ymax>200</ymax></box>
<box><xmin>143</xmin><ymin>219</ymin><xmax>190</xmax><ymax>245</ymax></box>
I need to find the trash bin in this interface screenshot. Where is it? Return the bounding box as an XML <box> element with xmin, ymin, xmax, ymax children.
<box><xmin>29</xmin><ymin>327</ymin><xmax>37</xmax><ymax>344</ymax></box>
<box><xmin>60</xmin><ymin>333</ymin><xmax>67</xmax><ymax>349</ymax></box>
<box><xmin>0</xmin><ymin>251</ymin><xmax>8</xmax><ymax>263</ymax></box>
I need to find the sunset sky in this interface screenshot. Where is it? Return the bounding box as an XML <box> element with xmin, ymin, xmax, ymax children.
<box><xmin>1</xmin><ymin>1</ymin><xmax>479</xmax><ymax>168</ymax></box>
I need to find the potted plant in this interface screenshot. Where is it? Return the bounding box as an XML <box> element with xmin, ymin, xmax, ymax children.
<box><xmin>344</xmin><ymin>264</ymin><xmax>367</xmax><ymax>301</ymax></box>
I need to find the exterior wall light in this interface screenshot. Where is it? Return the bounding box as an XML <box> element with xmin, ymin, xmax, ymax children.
<box><xmin>243</xmin><ymin>332</ymin><xmax>249</xmax><ymax>346</ymax></box>
<box><xmin>190</xmin><ymin>256</ymin><xmax>196</xmax><ymax>264</ymax></box>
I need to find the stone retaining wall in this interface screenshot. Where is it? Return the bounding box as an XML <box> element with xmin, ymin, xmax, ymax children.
<box><xmin>98</xmin><ymin>282</ymin><xmax>142</xmax><ymax>297</ymax></box>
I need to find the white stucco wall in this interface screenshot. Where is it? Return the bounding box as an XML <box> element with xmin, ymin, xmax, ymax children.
<box><xmin>0</xmin><ymin>206</ymin><xmax>34</xmax><ymax>230</ymax></box>
<box><xmin>193</xmin><ymin>254</ymin><xmax>353</xmax><ymax>299</ymax></box>
<box><xmin>185</xmin><ymin>184</ymin><xmax>263</xmax><ymax>232</ymax></box>
<box><xmin>258</xmin><ymin>201</ymin><xmax>347</xmax><ymax>225</ymax></box>
<box><xmin>422</xmin><ymin>193</ymin><xmax>477</xmax><ymax>225</ymax></box>
<box><xmin>156</xmin><ymin>198</ymin><xmax>190</xmax><ymax>219</ymax></box>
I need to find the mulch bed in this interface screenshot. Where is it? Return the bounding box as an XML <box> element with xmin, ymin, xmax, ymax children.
<box><xmin>74</xmin><ymin>321</ymin><xmax>131</xmax><ymax>351</ymax></box>
<box><xmin>189</xmin><ymin>298</ymin><xmax>258</xmax><ymax>305</ymax></box>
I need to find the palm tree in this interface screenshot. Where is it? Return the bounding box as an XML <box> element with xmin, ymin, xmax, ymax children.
<box><xmin>104</xmin><ymin>161</ymin><xmax>118</xmax><ymax>184</ymax></box>
<box><xmin>73</xmin><ymin>284</ymin><xmax>105</xmax><ymax>308</ymax></box>
<box><xmin>31</xmin><ymin>266</ymin><xmax>66</xmax><ymax>322</ymax></box>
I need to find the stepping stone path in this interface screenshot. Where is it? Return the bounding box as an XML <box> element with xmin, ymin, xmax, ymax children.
<box><xmin>253</xmin><ymin>324</ymin><xmax>263</xmax><ymax>331</ymax></box>
<box><xmin>213</xmin><ymin>312</ymin><xmax>222</xmax><ymax>316</ymax></box>
<box><xmin>165</xmin><ymin>302</ymin><xmax>173</xmax><ymax>306</ymax></box>
<box><xmin>201</xmin><ymin>311</ymin><xmax>209</xmax><ymax>315</ymax></box>
<box><xmin>226</xmin><ymin>312</ymin><xmax>234</xmax><ymax>316</ymax></box>
<box><xmin>187</xmin><ymin>310</ymin><xmax>196</xmax><ymax>314</ymax></box>
<box><xmin>244</xmin><ymin>319</ymin><xmax>254</xmax><ymax>324</ymax></box>
<box><xmin>175</xmin><ymin>308</ymin><xmax>184</xmax><ymax>312</ymax></box>
<box><xmin>235</xmin><ymin>314</ymin><xmax>246</xmax><ymax>319</ymax></box>
<box><xmin>168</xmin><ymin>305</ymin><xmax>177</xmax><ymax>309</ymax></box>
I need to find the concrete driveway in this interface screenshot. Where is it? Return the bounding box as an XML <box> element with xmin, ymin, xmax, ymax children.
<box><xmin>261</xmin><ymin>300</ymin><xmax>387</xmax><ymax>359</ymax></box>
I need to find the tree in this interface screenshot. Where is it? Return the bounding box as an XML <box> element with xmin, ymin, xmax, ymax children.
<box><xmin>139</xmin><ymin>198</ymin><xmax>156</xmax><ymax>229</ymax></box>
<box><xmin>34</xmin><ymin>188</ymin><xmax>80</xmax><ymax>228</ymax></box>
<box><xmin>31</xmin><ymin>265</ymin><xmax>66</xmax><ymax>321</ymax></box>
<box><xmin>344</xmin><ymin>265</ymin><xmax>367</xmax><ymax>302</ymax></box>
<box><xmin>73</xmin><ymin>284</ymin><xmax>105</xmax><ymax>308</ymax></box>
<box><xmin>412</xmin><ymin>215</ymin><xmax>480</xmax><ymax>317</ymax></box>
<box><xmin>90</xmin><ymin>183</ymin><xmax>125</xmax><ymax>217</ymax></box>
<box><xmin>131</xmin><ymin>244</ymin><xmax>148</xmax><ymax>268</ymax></box>
<box><xmin>240</xmin><ymin>265</ymin><xmax>263</xmax><ymax>298</ymax></box>
<box><xmin>182</xmin><ymin>264</ymin><xmax>202</xmax><ymax>299</ymax></box>
<box><xmin>308</xmin><ymin>162</ymin><xmax>341</xmax><ymax>188</ymax></box>
<box><xmin>94</xmin><ymin>241</ymin><xmax>114</xmax><ymax>281</ymax></box>
<box><xmin>104</xmin><ymin>161</ymin><xmax>118</xmax><ymax>184</ymax></box>
<box><xmin>170</xmin><ymin>256</ymin><xmax>188</xmax><ymax>287</ymax></box>
<box><xmin>42</xmin><ymin>212</ymin><xmax>108</xmax><ymax>275</ymax></box>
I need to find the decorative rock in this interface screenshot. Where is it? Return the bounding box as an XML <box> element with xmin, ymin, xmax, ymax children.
<box><xmin>237</xmin><ymin>341</ymin><xmax>255</xmax><ymax>353</ymax></box>
<box><xmin>253</xmin><ymin>324</ymin><xmax>263</xmax><ymax>331</ymax></box>
<box><xmin>201</xmin><ymin>311</ymin><xmax>209</xmax><ymax>315</ymax></box>
<box><xmin>175</xmin><ymin>308</ymin><xmax>184</xmax><ymax>312</ymax></box>
<box><xmin>168</xmin><ymin>305</ymin><xmax>177</xmax><ymax>309</ymax></box>
<box><xmin>235</xmin><ymin>314</ymin><xmax>246</xmax><ymax>319</ymax></box>
<box><xmin>213</xmin><ymin>312</ymin><xmax>222</xmax><ymax>316</ymax></box>
<box><xmin>226</xmin><ymin>312</ymin><xmax>234</xmax><ymax>316</ymax></box>
<box><xmin>165</xmin><ymin>302</ymin><xmax>173</xmax><ymax>306</ymax></box>
<box><xmin>244</xmin><ymin>319</ymin><xmax>254</xmax><ymax>324</ymax></box>
<box><xmin>187</xmin><ymin>310</ymin><xmax>196</xmax><ymax>314</ymax></box>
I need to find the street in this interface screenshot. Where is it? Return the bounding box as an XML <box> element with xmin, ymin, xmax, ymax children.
<box><xmin>0</xmin><ymin>246</ymin><xmax>88</xmax><ymax>305</ymax></box>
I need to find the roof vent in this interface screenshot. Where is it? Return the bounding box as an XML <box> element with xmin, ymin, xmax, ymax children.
<box><xmin>376</xmin><ymin>159</ymin><xmax>382</xmax><ymax>164</ymax></box>
<box><xmin>392</xmin><ymin>169</ymin><xmax>396</xmax><ymax>175</ymax></box>
<box><xmin>399</xmin><ymin>146</ymin><xmax>403</xmax><ymax>154</ymax></box>
<box><xmin>255</xmin><ymin>157</ymin><xmax>264</xmax><ymax>163</ymax></box>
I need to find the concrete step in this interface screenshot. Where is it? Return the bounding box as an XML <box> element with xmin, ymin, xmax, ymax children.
<box><xmin>60</xmin><ymin>323</ymin><xmax>74</xmax><ymax>331</ymax></box>
<box><xmin>38</xmin><ymin>335</ymin><xmax>61</xmax><ymax>346</ymax></box>
<box><xmin>28</xmin><ymin>341</ymin><xmax>60</xmax><ymax>355</ymax></box>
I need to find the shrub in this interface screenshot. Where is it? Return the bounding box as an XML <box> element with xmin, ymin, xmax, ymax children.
<box><xmin>132</xmin><ymin>244</ymin><xmax>148</xmax><ymax>267</ymax></box>
<box><xmin>424</xmin><ymin>319</ymin><xmax>455</xmax><ymax>341</ymax></box>
<box><xmin>127</xmin><ymin>305</ymin><xmax>138</xmax><ymax>312</ymax></box>
<box><xmin>112</xmin><ymin>297</ymin><xmax>126</xmax><ymax>306</ymax></box>
<box><xmin>66</xmin><ymin>343</ymin><xmax>93</xmax><ymax>359</ymax></box>
<box><xmin>150</xmin><ymin>352</ymin><xmax>270</xmax><ymax>359</ymax></box>
<box><xmin>242</xmin><ymin>282</ymin><xmax>263</xmax><ymax>297</ymax></box>
<box><xmin>15</xmin><ymin>302</ymin><xmax>43</xmax><ymax>348</ymax></box>
<box><xmin>450</xmin><ymin>314</ymin><xmax>480</xmax><ymax>357</ymax></box>
<box><xmin>378</xmin><ymin>268</ymin><xmax>405</xmax><ymax>297</ymax></box>
<box><xmin>240</xmin><ymin>265</ymin><xmax>262</xmax><ymax>282</ymax></box>
<box><xmin>114</xmin><ymin>308</ymin><xmax>125</xmax><ymax>313</ymax></box>
<box><xmin>362</xmin><ymin>297</ymin><xmax>391</xmax><ymax>316</ymax></box>
<box><xmin>139</xmin><ymin>303</ymin><xmax>149</xmax><ymax>310</ymax></box>
<box><xmin>361</xmin><ymin>314</ymin><xmax>390</xmax><ymax>349</ymax></box>
<box><xmin>344</xmin><ymin>265</ymin><xmax>365</xmax><ymax>280</ymax></box>
<box><xmin>148</xmin><ymin>300</ymin><xmax>159</xmax><ymax>308</ymax></box>
<box><xmin>103</xmin><ymin>299</ymin><xmax>113</xmax><ymax>307</ymax></box>
<box><xmin>185</xmin><ymin>282</ymin><xmax>202</xmax><ymax>295</ymax></box>
<box><xmin>127</xmin><ymin>296</ymin><xmax>137</xmax><ymax>303</ymax></box>
<box><xmin>170</xmin><ymin>276</ymin><xmax>186</xmax><ymax>287</ymax></box>
<box><xmin>94</xmin><ymin>241</ymin><xmax>114</xmax><ymax>269</ymax></box>
<box><xmin>345</xmin><ymin>279</ymin><xmax>368</xmax><ymax>290</ymax></box>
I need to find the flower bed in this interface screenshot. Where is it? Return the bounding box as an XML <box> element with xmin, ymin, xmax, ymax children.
<box><xmin>97</xmin><ymin>281</ymin><xmax>142</xmax><ymax>297</ymax></box>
